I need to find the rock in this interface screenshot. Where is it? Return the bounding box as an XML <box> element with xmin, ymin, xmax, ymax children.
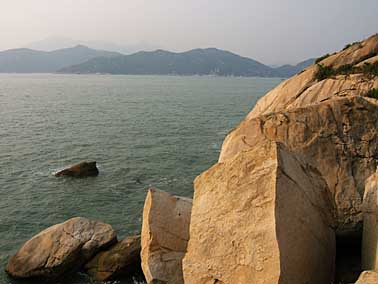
<box><xmin>183</xmin><ymin>143</ymin><xmax>336</xmax><ymax>284</ymax></box>
<box><xmin>247</xmin><ymin>34</ymin><xmax>378</xmax><ymax>120</ymax></box>
<box><xmin>141</xmin><ymin>188</ymin><xmax>192</xmax><ymax>284</ymax></box>
<box><xmin>6</xmin><ymin>217</ymin><xmax>116</xmax><ymax>279</ymax></box>
<box><xmin>55</xmin><ymin>161</ymin><xmax>99</xmax><ymax>177</ymax></box>
<box><xmin>356</xmin><ymin>271</ymin><xmax>378</xmax><ymax>284</ymax></box>
<box><xmin>85</xmin><ymin>235</ymin><xmax>142</xmax><ymax>281</ymax></box>
<box><xmin>362</xmin><ymin>171</ymin><xmax>378</xmax><ymax>271</ymax></box>
<box><xmin>220</xmin><ymin>96</ymin><xmax>378</xmax><ymax>233</ymax></box>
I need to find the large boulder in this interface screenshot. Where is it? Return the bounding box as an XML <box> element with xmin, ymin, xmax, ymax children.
<box><xmin>183</xmin><ymin>143</ymin><xmax>336</xmax><ymax>284</ymax></box>
<box><xmin>85</xmin><ymin>235</ymin><xmax>142</xmax><ymax>281</ymax></box>
<box><xmin>141</xmin><ymin>188</ymin><xmax>192</xmax><ymax>284</ymax></box>
<box><xmin>356</xmin><ymin>271</ymin><xmax>378</xmax><ymax>284</ymax></box>
<box><xmin>55</xmin><ymin>161</ymin><xmax>99</xmax><ymax>177</ymax></box>
<box><xmin>362</xmin><ymin>171</ymin><xmax>378</xmax><ymax>271</ymax></box>
<box><xmin>219</xmin><ymin>96</ymin><xmax>378</xmax><ymax>233</ymax></box>
<box><xmin>6</xmin><ymin>217</ymin><xmax>116</xmax><ymax>279</ymax></box>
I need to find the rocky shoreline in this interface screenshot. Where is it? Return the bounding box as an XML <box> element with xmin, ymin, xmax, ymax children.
<box><xmin>6</xmin><ymin>34</ymin><xmax>378</xmax><ymax>284</ymax></box>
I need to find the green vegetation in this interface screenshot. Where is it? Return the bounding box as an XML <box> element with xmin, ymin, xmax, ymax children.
<box><xmin>343</xmin><ymin>44</ymin><xmax>352</xmax><ymax>50</ymax></box>
<box><xmin>315</xmin><ymin>54</ymin><xmax>330</xmax><ymax>64</ymax></box>
<box><xmin>314</xmin><ymin>64</ymin><xmax>334</xmax><ymax>81</ymax></box>
<box><xmin>315</xmin><ymin>61</ymin><xmax>378</xmax><ymax>81</ymax></box>
<box><xmin>358</xmin><ymin>52</ymin><xmax>378</xmax><ymax>63</ymax></box>
<box><xmin>343</xmin><ymin>41</ymin><xmax>361</xmax><ymax>51</ymax></box>
<box><xmin>366</xmin><ymin>88</ymin><xmax>378</xmax><ymax>99</ymax></box>
<box><xmin>362</xmin><ymin>62</ymin><xmax>378</xmax><ymax>77</ymax></box>
<box><xmin>335</xmin><ymin>64</ymin><xmax>354</xmax><ymax>75</ymax></box>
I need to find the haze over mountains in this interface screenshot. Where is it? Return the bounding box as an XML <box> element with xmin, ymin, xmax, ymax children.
<box><xmin>0</xmin><ymin>45</ymin><xmax>314</xmax><ymax>77</ymax></box>
<box><xmin>25</xmin><ymin>36</ymin><xmax>159</xmax><ymax>54</ymax></box>
<box><xmin>0</xmin><ymin>45</ymin><xmax>120</xmax><ymax>73</ymax></box>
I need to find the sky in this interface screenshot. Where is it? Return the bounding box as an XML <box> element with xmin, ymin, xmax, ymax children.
<box><xmin>0</xmin><ymin>0</ymin><xmax>377</xmax><ymax>65</ymax></box>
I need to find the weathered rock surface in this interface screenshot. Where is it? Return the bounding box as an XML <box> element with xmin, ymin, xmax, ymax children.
<box><xmin>183</xmin><ymin>143</ymin><xmax>336</xmax><ymax>284</ymax></box>
<box><xmin>182</xmin><ymin>34</ymin><xmax>378</xmax><ymax>284</ymax></box>
<box><xmin>220</xmin><ymin>96</ymin><xmax>378</xmax><ymax>233</ymax></box>
<box><xmin>85</xmin><ymin>235</ymin><xmax>141</xmax><ymax>281</ymax></box>
<box><xmin>55</xmin><ymin>161</ymin><xmax>99</xmax><ymax>177</ymax></box>
<box><xmin>247</xmin><ymin>34</ymin><xmax>378</xmax><ymax>119</ymax></box>
<box><xmin>362</xmin><ymin>171</ymin><xmax>378</xmax><ymax>271</ymax></box>
<box><xmin>6</xmin><ymin>217</ymin><xmax>116</xmax><ymax>279</ymax></box>
<box><xmin>141</xmin><ymin>188</ymin><xmax>192</xmax><ymax>284</ymax></box>
<box><xmin>356</xmin><ymin>271</ymin><xmax>378</xmax><ymax>284</ymax></box>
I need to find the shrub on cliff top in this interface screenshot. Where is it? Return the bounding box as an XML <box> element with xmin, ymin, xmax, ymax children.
<box><xmin>343</xmin><ymin>41</ymin><xmax>361</xmax><ymax>51</ymax></box>
<box><xmin>315</xmin><ymin>54</ymin><xmax>330</xmax><ymax>64</ymax></box>
<box><xmin>315</xmin><ymin>61</ymin><xmax>378</xmax><ymax>81</ymax></box>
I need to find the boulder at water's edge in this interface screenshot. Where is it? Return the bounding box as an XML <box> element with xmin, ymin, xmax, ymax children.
<box><xmin>6</xmin><ymin>217</ymin><xmax>116</xmax><ymax>279</ymax></box>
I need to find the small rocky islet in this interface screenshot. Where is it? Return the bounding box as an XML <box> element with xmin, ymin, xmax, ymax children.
<box><xmin>6</xmin><ymin>34</ymin><xmax>378</xmax><ymax>284</ymax></box>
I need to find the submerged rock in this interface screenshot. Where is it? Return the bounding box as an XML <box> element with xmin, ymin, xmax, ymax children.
<box><xmin>85</xmin><ymin>235</ymin><xmax>142</xmax><ymax>281</ymax></box>
<box><xmin>6</xmin><ymin>217</ymin><xmax>116</xmax><ymax>279</ymax></box>
<box><xmin>183</xmin><ymin>143</ymin><xmax>336</xmax><ymax>284</ymax></box>
<box><xmin>141</xmin><ymin>188</ymin><xmax>192</xmax><ymax>284</ymax></box>
<box><xmin>55</xmin><ymin>161</ymin><xmax>99</xmax><ymax>177</ymax></box>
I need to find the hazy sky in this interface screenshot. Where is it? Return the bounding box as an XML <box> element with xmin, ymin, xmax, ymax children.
<box><xmin>1</xmin><ymin>0</ymin><xmax>377</xmax><ymax>65</ymax></box>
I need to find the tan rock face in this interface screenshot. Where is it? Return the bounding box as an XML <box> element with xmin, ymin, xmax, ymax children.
<box><xmin>247</xmin><ymin>34</ymin><xmax>378</xmax><ymax>119</ymax></box>
<box><xmin>6</xmin><ymin>217</ymin><xmax>116</xmax><ymax>279</ymax></box>
<box><xmin>321</xmin><ymin>34</ymin><xmax>378</xmax><ymax>69</ymax></box>
<box><xmin>356</xmin><ymin>271</ymin><xmax>378</xmax><ymax>284</ymax></box>
<box><xmin>183</xmin><ymin>143</ymin><xmax>335</xmax><ymax>284</ymax></box>
<box><xmin>55</xmin><ymin>161</ymin><xmax>99</xmax><ymax>177</ymax></box>
<box><xmin>85</xmin><ymin>235</ymin><xmax>141</xmax><ymax>281</ymax></box>
<box><xmin>220</xmin><ymin>96</ymin><xmax>378</xmax><ymax>233</ymax></box>
<box><xmin>141</xmin><ymin>188</ymin><xmax>192</xmax><ymax>284</ymax></box>
<box><xmin>362</xmin><ymin>172</ymin><xmax>378</xmax><ymax>271</ymax></box>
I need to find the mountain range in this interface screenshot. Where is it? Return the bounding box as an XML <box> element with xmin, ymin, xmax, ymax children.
<box><xmin>25</xmin><ymin>36</ymin><xmax>159</xmax><ymax>55</ymax></box>
<box><xmin>0</xmin><ymin>45</ymin><xmax>314</xmax><ymax>77</ymax></box>
<box><xmin>0</xmin><ymin>45</ymin><xmax>120</xmax><ymax>73</ymax></box>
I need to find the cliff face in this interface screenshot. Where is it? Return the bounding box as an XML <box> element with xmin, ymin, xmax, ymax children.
<box><xmin>247</xmin><ymin>34</ymin><xmax>378</xmax><ymax>119</ymax></box>
<box><xmin>220</xmin><ymin>34</ymin><xmax>378</xmax><ymax>234</ymax></box>
<box><xmin>219</xmin><ymin>96</ymin><xmax>378</xmax><ymax>233</ymax></box>
<box><xmin>183</xmin><ymin>34</ymin><xmax>378</xmax><ymax>283</ymax></box>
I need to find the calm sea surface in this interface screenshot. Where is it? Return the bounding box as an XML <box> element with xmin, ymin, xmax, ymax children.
<box><xmin>0</xmin><ymin>74</ymin><xmax>281</xmax><ymax>284</ymax></box>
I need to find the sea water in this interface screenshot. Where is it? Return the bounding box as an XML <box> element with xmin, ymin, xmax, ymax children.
<box><xmin>0</xmin><ymin>74</ymin><xmax>281</xmax><ymax>284</ymax></box>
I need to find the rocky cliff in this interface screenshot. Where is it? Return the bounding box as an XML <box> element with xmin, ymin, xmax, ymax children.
<box><xmin>183</xmin><ymin>34</ymin><xmax>378</xmax><ymax>283</ymax></box>
<box><xmin>6</xmin><ymin>34</ymin><xmax>378</xmax><ymax>284</ymax></box>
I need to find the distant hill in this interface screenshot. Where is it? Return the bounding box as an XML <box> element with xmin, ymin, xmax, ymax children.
<box><xmin>25</xmin><ymin>36</ymin><xmax>159</xmax><ymax>55</ymax></box>
<box><xmin>58</xmin><ymin>48</ymin><xmax>279</xmax><ymax>77</ymax></box>
<box><xmin>0</xmin><ymin>45</ymin><xmax>121</xmax><ymax>73</ymax></box>
<box><xmin>0</xmin><ymin>44</ymin><xmax>314</xmax><ymax>77</ymax></box>
<box><xmin>273</xmin><ymin>58</ymin><xmax>315</xmax><ymax>77</ymax></box>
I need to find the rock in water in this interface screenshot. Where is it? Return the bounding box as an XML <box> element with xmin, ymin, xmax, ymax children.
<box><xmin>55</xmin><ymin>161</ymin><xmax>99</xmax><ymax>177</ymax></box>
<box><xmin>141</xmin><ymin>188</ymin><xmax>192</xmax><ymax>284</ymax></box>
<box><xmin>183</xmin><ymin>143</ymin><xmax>336</xmax><ymax>284</ymax></box>
<box><xmin>362</xmin><ymin>171</ymin><xmax>378</xmax><ymax>271</ymax></box>
<box><xmin>85</xmin><ymin>235</ymin><xmax>142</xmax><ymax>281</ymax></box>
<box><xmin>6</xmin><ymin>217</ymin><xmax>116</xmax><ymax>279</ymax></box>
